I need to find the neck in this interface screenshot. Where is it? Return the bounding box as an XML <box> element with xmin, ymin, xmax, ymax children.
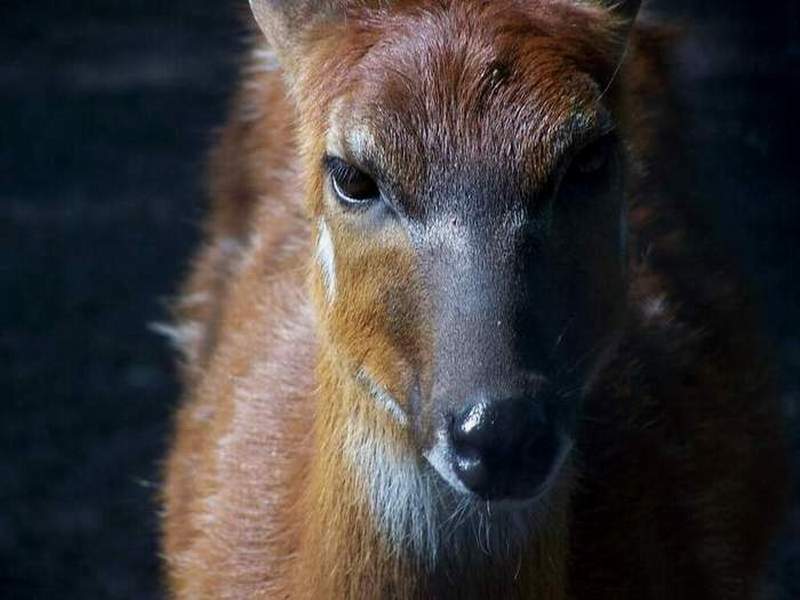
<box><xmin>290</xmin><ymin>350</ymin><xmax>572</xmax><ymax>600</ymax></box>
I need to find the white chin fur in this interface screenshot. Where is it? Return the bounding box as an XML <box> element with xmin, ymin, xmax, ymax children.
<box><xmin>347</xmin><ymin>407</ymin><xmax>573</xmax><ymax>566</ymax></box>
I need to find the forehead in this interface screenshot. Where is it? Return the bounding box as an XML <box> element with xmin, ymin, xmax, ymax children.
<box><xmin>325</xmin><ymin>1</ymin><xmax>613</xmax><ymax>188</ymax></box>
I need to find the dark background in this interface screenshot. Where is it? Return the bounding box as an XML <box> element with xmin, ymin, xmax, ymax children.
<box><xmin>1</xmin><ymin>1</ymin><xmax>798</xmax><ymax>598</ymax></box>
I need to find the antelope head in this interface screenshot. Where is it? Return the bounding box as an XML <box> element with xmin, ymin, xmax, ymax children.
<box><xmin>251</xmin><ymin>0</ymin><xmax>639</xmax><ymax>503</ymax></box>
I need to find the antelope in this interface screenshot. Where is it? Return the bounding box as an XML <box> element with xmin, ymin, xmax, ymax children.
<box><xmin>160</xmin><ymin>0</ymin><xmax>789</xmax><ymax>597</ymax></box>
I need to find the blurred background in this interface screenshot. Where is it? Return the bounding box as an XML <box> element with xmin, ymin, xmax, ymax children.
<box><xmin>1</xmin><ymin>1</ymin><xmax>797</xmax><ymax>597</ymax></box>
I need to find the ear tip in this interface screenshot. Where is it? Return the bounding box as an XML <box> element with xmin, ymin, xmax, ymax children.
<box><xmin>595</xmin><ymin>0</ymin><xmax>642</xmax><ymax>35</ymax></box>
<box><xmin>585</xmin><ymin>0</ymin><xmax>639</xmax><ymax>19</ymax></box>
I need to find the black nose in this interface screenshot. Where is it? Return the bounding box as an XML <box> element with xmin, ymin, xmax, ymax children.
<box><xmin>450</xmin><ymin>397</ymin><xmax>562</xmax><ymax>500</ymax></box>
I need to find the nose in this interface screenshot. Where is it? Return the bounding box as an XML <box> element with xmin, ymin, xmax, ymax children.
<box><xmin>449</xmin><ymin>397</ymin><xmax>563</xmax><ymax>500</ymax></box>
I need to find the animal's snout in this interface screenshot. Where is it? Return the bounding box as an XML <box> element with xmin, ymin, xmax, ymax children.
<box><xmin>448</xmin><ymin>396</ymin><xmax>565</xmax><ymax>501</ymax></box>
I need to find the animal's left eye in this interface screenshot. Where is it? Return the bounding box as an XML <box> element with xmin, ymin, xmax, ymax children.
<box><xmin>326</xmin><ymin>156</ymin><xmax>382</xmax><ymax>208</ymax></box>
<box><xmin>569</xmin><ymin>134</ymin><xmax>616</xmax><ymax>179</ymax></box>
<box><xmin>556</xmin><ymin>133</ymin><xmax>619</xmax><ymax>204</ymax></box>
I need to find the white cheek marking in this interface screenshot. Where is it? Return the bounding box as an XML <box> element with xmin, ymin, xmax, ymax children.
<box><xmin>316</xmin><ymin>218</ymin><xmax>336</xmax><ymax>302</ymax></box>
<box><xmin>346</xmin><ymin>417</ymin><xmax>559</xmax><ymax>566</ymax></box>
<box><xmin>356</xmin><ymin>370</ymin><xmax>408</xmax><ymax>426</ymax></box>
<box><xmin>343</xmin><ymin>417</ymin><xmax>442</xmax><ymax>567</ymax></box>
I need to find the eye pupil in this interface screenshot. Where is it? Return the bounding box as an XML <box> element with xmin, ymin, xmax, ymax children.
<box><xmin>328</xmin><ymin>158</ymin><xmax>381</xmax><ymax>206</ymax></box>
<box><xmin>574</xmin><ymin>140</ymin><xmax>610</xmax><ymax>175</ymax></box>
<box><xmin>556</xmin><ymin>133</ymin><xmax>617</xmax><ymax>200</ymax></box>
<box><xmin>333</xmin><ymin>171</ymin><xmax>378</xmax><ymax>200</ymax></box>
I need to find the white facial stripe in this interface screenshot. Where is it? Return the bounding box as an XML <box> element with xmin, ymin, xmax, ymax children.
<box><xmin>316</xmin><ymin>218</ymin><xmax>336</xmax><ymax>302</ymax></box>
<box><xmin>356</xmin><ymin>369</ymin><xmax>409</xmax><ymax>426</ymax></box>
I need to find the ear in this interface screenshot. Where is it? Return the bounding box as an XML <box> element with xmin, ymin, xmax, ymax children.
<box><xmin>583</xmin><ymin>0</ymin><xmax>642</xmax><ymax>84</ymax></box>
<box><xmin>599</xmin><ymin>0</ymin><xmax>641</xmax><ymax>20</ymax></box>
<box><xmin>249</xmin><ymin>0</ymin><xmax>346</xmax><ymax>70</ymax></box>
<box><xmin>595</xmin><ymin>0</ymin><xmax>642</xmax><ymax>39</ymax></box>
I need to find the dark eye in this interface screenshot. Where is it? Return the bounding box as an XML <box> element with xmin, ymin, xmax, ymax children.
<box><xmin>566</xmin><ymin>134</ymin><xmax>616</xmax><ymax>181</ymax></box>
<box><xmin>326</xmin><ymin>156</ymin><xmax>381</xmax><ymax>207</ymax></box>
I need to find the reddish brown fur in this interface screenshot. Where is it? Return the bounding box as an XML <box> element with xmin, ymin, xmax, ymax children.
<box><xmin>161</xmin><ymin>1</ymin><xmax>788</xmax><ymax>598</ymax></box>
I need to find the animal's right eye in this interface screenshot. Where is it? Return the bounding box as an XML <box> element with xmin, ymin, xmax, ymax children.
<box><xmin>326</xmin><ymin>156</ymin><xmax>382</xmax><ymax>208</ymax></box>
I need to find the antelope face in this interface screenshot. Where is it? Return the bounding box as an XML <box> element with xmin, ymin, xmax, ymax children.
<box><xmin>259</xmin><ymin>0</ymin><xmax>636</xmax><ymax>502</ymax></box>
